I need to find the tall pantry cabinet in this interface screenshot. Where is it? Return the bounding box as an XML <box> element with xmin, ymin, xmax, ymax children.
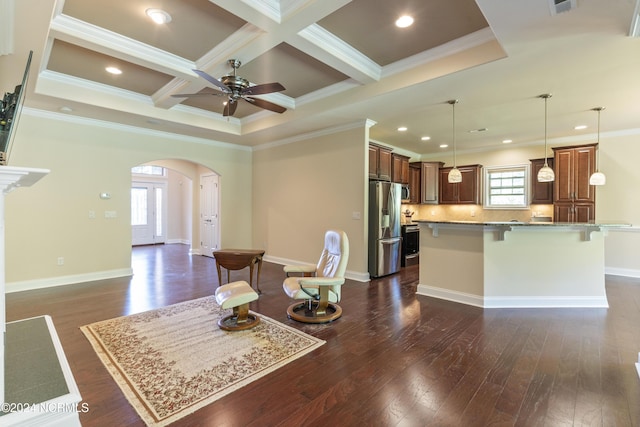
<box><xmin>552</xmin><ymin>144</ymin><xmax>597</xmax><ymax>222</ymax></box>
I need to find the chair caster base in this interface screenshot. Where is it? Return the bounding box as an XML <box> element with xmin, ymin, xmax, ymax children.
<box><xmin>217</xmin><ymin>313</ymin><xmax>260</xmax><ymax>331</ymax></box>
<box><xmin>286</xmin><ymin>301</ymin><xmax>342</xmax><ymax>324</ymax></box>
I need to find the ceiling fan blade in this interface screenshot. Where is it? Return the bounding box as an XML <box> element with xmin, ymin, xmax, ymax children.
<box><xmin>193</xmin><ymin>69</ymin><xmax>230</xmax><ymax>93</ymax></box>
<box><xmin>223</xmin><ymin>100</ymin><xmax>238</xmax><ymax>117</ymax></box>
<box><xmin>242</xmin><ymin>82</ymin><xmax>285</xmax><ymax>96</ymax></box>
<box><xmin>244</xmin><ymin>97</ymin><xmax>286</xmax><ymax>113</ymax></box>
<box><xmin>171</xmin><ymin>92</ymin><xmax>224</xmax><ymax>98</ymax></box>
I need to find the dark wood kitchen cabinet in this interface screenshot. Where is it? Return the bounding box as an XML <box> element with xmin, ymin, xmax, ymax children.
<box><xmin>408</xmin><ymin>161</ymin><xmax>443</xmax><ymax>204</ymax></box>
<box><xmin>391</xmin><ymin>153</ymin><xmax>410</xmax><ymax>184</ymax></box>
<box><xmin>530</xmin><ymin>158</ymin><xmax>554</xmax><ymax>204</ymax></box>
<box><xmin>552</xmin><ymin>144</ymin><xmax>596</xmax><ymax>222</ymax></box>
<box><xmin>408</xmin><ymin>163</ymin><xmax>421</xmax><ymax>204</ymax></box>
<box><xmin>439</xmin><ymin>165</ymin><xmax>482</xmax><ymax>204</ymax></box>
<box><xmin>369</xmin><ymin>143</ymin><xmax>392</xmax><ymax>181</ymax></box>
<box><xmin>421</xmin><ymin>161</ymin><xmax>444</xmax><ymax>204</ymax></box>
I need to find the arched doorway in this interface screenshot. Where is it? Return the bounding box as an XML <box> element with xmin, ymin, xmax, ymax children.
<box><xmin>130</xmin><ymin>160</ymin><xmax>219</xmax><ymax>256</ymax></box>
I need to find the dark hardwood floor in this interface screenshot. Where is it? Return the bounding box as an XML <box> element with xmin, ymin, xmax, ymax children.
<box><xmin>6</xmin><ymin>244</ymin><xmax>640</xmax><ymax>426</ymax></box>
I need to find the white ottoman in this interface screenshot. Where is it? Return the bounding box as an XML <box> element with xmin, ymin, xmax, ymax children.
<box><xmin>214</xmin><ymin>280</ymin><xmax>260</xmax><ymax>331</ymax></box>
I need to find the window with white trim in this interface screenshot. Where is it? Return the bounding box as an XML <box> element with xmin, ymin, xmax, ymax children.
<box><xmin>483</xmin><ymin>164</ymin><xmax>529</xmax><ymax>208</ymax></box>
<box><xmin>132</xmin><ymin>165</ymin><xmax>165</xmax><ymax>176</ymax></box>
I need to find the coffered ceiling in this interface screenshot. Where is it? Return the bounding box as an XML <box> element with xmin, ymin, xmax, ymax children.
<box><xmin>4</xmin><ymin>0</ymin><xmax>640</xmax><ymax>156</ymax></box>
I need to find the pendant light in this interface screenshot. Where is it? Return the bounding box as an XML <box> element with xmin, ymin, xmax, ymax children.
<box><xmin>589</xmin><ymin>107</ymin><xmax>606</xmax><ymax>186</ymax></box>
<box><xmin>537</xmin><ymin>94</ymin><xmax>555</xmax><ymax>182</ymax></box>
<box><xmin>447</xmin><ymin>99</ymin><xmax>462</xmax><ymax>183</ymax></box>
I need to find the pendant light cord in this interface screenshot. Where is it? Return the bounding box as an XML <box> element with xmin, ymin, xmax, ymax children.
<box><xmin>544</xmin><ymin>95</ymin><xmax>549</xmax><ymax>166</ymax></box>
<box><xmin>452</xmin><ymin>101</ymin><xmax>457</xmax><ymax>167</ymax></box>
<box><xmin>591</xmin><ymin>107</ymin><xmax>604</xmax><ymax>170</ymax></box>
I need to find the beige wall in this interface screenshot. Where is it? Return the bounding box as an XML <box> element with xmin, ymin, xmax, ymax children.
<box><xmin>5</xmin><ymin>111</ymin><xmax>252</xmax><ymax>289</ymax></box>
<box><xmin>4</xmin><ymin>107</ymin><xmax>639</xmax><ymax>291</ymax></box>
<box><xmin>596</xmin><ymin>133</ymin><xmax>640</xmax><ymax>275</ymax></box>
<box><xmin>252</xmin><ymin>123</ymin><xmax>369</xmax><ymax>278</ymax></box>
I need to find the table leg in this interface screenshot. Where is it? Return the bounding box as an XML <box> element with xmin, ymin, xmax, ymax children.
<box><xmin>216</xmin><ymin>263</ymin><xmax>222</xmax><ymax>287</ymax></box>
<box><xmin>255</xmin><ymin>255</ymin><xmax>263</xmax><ymax>294</ymax></box>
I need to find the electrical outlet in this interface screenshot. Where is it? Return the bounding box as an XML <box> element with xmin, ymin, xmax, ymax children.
<box><xmin>352</xmin><ymin>211</ymin><xmax>361</xmax><ymax>220</ymax></box>
<box><xmin>89</xmin><ymin>210</ymin><xmax>96</xmax><ymax>219</ymax></box>
<box><xmin>57</xmin><ymin>257</ymin><xmax>64</xmax><ymax>266</ymax></box>
<box><xmin>104</xmin><ymin>210</ymin><xmax>117</xmax><ymax>218</ymax></box>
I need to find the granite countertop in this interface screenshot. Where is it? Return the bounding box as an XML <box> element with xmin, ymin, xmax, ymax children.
<box><xmin>413</xmin><ymin>219</ymin><xmax>632</xmax><ymax>228</ymax></box>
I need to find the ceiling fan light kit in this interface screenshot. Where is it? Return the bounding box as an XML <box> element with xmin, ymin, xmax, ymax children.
<box><xmin>172</xmin><ymin>59</ymin><xmax>286</xmax><ymax>117</ymax></box>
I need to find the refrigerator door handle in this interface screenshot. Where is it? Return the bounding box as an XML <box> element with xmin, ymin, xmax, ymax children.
<box><xmin>380</xmin><ymin>237</ymin><xmax>402</xmax><ymax>244</ymax></box>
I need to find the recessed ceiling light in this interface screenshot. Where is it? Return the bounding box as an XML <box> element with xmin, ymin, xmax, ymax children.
<box><xmin>397</xmin><ymin>126</ymin><xmax>408</xmax><ymax>132</ymax></box>
<box><xmin>146</xmin><ymin>8</ymin><xmax>172</xmax><ymax>24</ymax></box>
<box><xmin>502</xmin><ymin>139</ymin><xmax>512</xmax><ymax>144</ymax></box>
<box><xmin>574</xmin><ymin>125</ymin><xmax>587</xmax><ymax>130</ymax></box>
<box><xmin>421</xmin><ymin>136</ymin><xmax>431</xmax><ymax>141</ymax></box>
<box><xmin>439</xmin><ymin>144</ymin><xmax>448</xmax><ymax>148</ymax></box>
<box><xmin>395</xmin><ymin>15</ymin><xmax>414</xmax><ymax>28</ymax></box>
<box><xmin>59</xmin><ymin>106</ymin><xmax>73</xmax><ymax>113</ymax></box>
<box><xmin>106</xmin><ymin>66</ymin><xmax>122</xmax><ymax>75</ymax></box>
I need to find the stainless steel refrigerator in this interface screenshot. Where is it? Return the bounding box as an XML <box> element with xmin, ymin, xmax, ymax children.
<box><xmin>368</xmin><ymin>181</ymin><xmax>402</xmax><ymax>277</ymax></box>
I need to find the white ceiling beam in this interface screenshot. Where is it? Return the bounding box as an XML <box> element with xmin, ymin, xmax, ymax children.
<box><xmin>49</xmin><ymin>14</ymin><xmax>196</xmax><ymax>80</ymax></box>
<box><xmin>291</xmin><ymin>24</ymin><xmax>380</xmax><ymax>84</ymax></box>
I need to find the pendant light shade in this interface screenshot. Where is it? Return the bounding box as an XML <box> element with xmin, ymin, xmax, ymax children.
<box><xmin>537</xmin><ymin>94</ymin><xmax>555</xmax><ymax>182</ymax></box>
<box><xmin>447</xmin><ymin>99</ymin><xmax>462</xmax><ymax>183</ymax></box>
<box><xmin>589</xmin><ymin>107</ymin><xmax>606</xmax><ymax>186</ymax></box>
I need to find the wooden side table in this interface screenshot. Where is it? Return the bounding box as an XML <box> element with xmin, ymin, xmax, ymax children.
<box><xmin>212</xmin><ymin>249</ymin><xmax>265</xmax><ymax>293</ymax></box>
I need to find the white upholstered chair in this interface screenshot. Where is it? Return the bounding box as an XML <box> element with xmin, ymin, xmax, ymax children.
<box><xmin>282</xmin><ymin>230</ymin><xmax>349</xmax><ymax>323</ymax></box>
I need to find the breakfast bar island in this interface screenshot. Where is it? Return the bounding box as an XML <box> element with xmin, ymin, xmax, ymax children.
<box><xmin>414</xmin><ymin>220</ymin><xmax>630</xmax><ymax>308</ymax></box>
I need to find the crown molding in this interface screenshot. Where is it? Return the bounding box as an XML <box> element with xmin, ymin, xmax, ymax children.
<box><xmin>23</xmin><ymin>106</ymin><xmax>250</xmax><ymax>151</ymax></box>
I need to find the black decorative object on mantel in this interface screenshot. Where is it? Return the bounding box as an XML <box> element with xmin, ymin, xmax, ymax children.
<box><xmin>0</xmin><ymin>50</ymin><xmax>32</xmax><ymax>166</ymax></box>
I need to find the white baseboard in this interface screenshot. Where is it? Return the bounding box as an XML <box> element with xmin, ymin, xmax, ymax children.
<box><xmin>605</xmin><ymin>267</ymin><xmax>640</xmax><ymax>278</ymax></box>
<box><xmin>166</xmin><ymin>238</ymin><xmax>190</xmax><ymax>245</ymax></box>
<box><xmin>263</xmin><ymin>254</ymin><xmax>370</xmax><ymax>282</ymax></box>
<box><xmin>6</xmin><ymin>268</ymin><xmax>133</xmax><ymax>293</ymax></box>
<box><xmin>416</xmin><ymin>284</ymin><xmax>485</xmax><ymax>308</ymax></box>
<box><xmin>416</xmin><ymin>284</ymin><xmax>609</xmax><ymax>308</ymax></box>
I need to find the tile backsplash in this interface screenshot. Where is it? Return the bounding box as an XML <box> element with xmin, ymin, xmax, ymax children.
<box><xmin>400</xmin><ymin>204</ymin><xmax>554</xmax><ymax>224</ymax></box>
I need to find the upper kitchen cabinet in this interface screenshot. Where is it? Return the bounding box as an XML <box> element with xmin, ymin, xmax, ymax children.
<box><xmin>369</xmin><ymin>143</ymin><xmax>392</xmax><ymax>181</ymax></box>
<box><xmin>530</xmin><ymin>158</ymin><xmax>554</xmax><ymax>204</ymax></box>
<box><xmin>439</xmin><ymin>165</ymin><xmax>482</xmax><ymax>204</ymax></box>
<box><xmin>552</xmin><ymin>144</ymin><xmax>596</xmax><ymax>222</ymax></box>
<box><xmin>408</xmin><ymin>163</ymin><xmax>421</xmax><ymax>204</ymax></box>
<box><xmin>391</xmin><ymin>153</ymin><xmax>410</xmax><ymax>184</ymax></box>
<box><xmin>420</xmin><ymin>161</ymin><xmax>444</xmax><ymax>204</ymax></box>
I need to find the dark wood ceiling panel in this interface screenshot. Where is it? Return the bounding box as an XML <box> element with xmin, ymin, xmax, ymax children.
<box><xmin>318</xmin><ymin>0</ymin><xmax>489</xmax><ymax>65</ymax></box>
<box><xmin>62</xmin><ymin>0</ymin><xmax>246</xmax><ymax>61</ymax></box>
<box><xmin>239</xmin><ymin>43</ymin><xmax>349</xmax><ymax>99</ymax></box>
<box><xmin>48</xmin><ymin>40</ymin><xmax>174</xmax><ymax>96</ymax></box>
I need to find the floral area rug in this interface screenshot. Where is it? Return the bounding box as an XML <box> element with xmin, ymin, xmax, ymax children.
<box><xmin>81</xmin><ymin>296</ymin><xmax>324</xmax><ymax>426</ymax></box>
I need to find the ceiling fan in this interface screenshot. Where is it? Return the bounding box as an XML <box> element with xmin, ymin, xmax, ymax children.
<box><xmin>172</xmin><ymin>59</ymin><xmax>286</xmax><ymax>117</ymax></box>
